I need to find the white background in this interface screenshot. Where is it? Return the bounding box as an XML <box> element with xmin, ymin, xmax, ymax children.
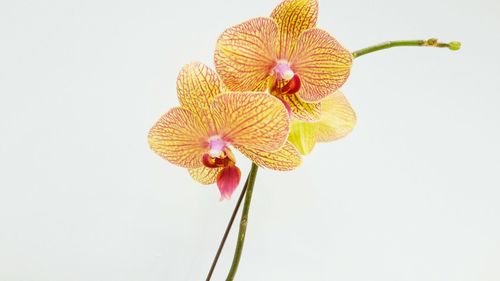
<box><xmin>1</xmin><ymin>0</ymin><xmax>499</xmax><ymax>280</ymax></box>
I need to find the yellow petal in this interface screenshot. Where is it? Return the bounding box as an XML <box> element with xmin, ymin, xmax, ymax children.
<box><xmin>316</xmin><ymin>91</ymin><xmax>356</xmax><ymax>142</ymax></box>
<box><xmin>280</xmin><ymin>92</ymin><xmax>321</xmax><ymax>121</ymax></box>
<box><xmin>214</xmin><ymin>17</ymin><xmax>278</xmax><ymax>92</ymax></box>
<box><xmin>271</xmin><ymin>0</ymin><xmax>318</xmax><ymax>59</ymax></box>
<box><xmin>188</xmin><ymin>166</ymin><xmax>222</xmax><ymax>185</ymax></box>
<box><xmin>177</xmin><ymin>62</ymin><xmax>224</xmax><ymax>131</ymax></box>
<box><xmin>287</xmin><ymin>120</ymin><xmax>318</xmax><ymax>155</ymax></box>
<box><xmin>291</xmin><ymin>28</ymin><xmax>352</xmax><ymax>102</ymax></box>
<box><xmin>237</xmin><ymin>141</ymin><xmax>301</xmax><ymax>171</ymax></box>
<box><xmin>211</xmin><ymin>92</ymin><xmax>289</xmax><ymax>152</ymax></box>
<box><xmin>148</xmin><ymin>107</ymin><xmax>207</xmax><ymax>168</ymax></box>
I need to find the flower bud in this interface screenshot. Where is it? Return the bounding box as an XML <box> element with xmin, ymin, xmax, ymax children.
<box><xmin>448</xmin><ymin>41</ymin><xmax>461</xmax><ymax>51</ymax></box>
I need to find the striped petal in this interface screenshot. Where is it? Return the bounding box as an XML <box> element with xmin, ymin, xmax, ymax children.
<box><xmin>177</xmin><ymin>62</ymin><xmax>224</xmax><ymax>131</ymax></box>
<box><xmin>211</xmin><ymin>92</ymin><xmax>289</xmax><ymax>152</ymax></box>
<box><xmin>271</xmin><ymin>0</ymin><xmax>318</xmax><ymax>59</ymax></box>
<box><xmin>237</xmin><ymin>141</ymin><xmax>301</xmax><ymax>171</ymax></box>
<box><xmin>280</xmin><ymin>92</ymin><xmax>321</xmax><ymax>121</ymax></box>
<box><xmin>148</xmin><ymin>107</ymin><xmax>207</xmax><ymax>168</ymax></box>
<box><xmin>287</xmin><ymin>120</ymin><xmax>318</xmax><ymax>155</ymax></box>
<box><xmin>291</xmin><ymin>28</ymin><xmax>352</xmax><ymax>102</ymax></box>
<box><xmin>214</xmin><ymin>17</ymin><xmax>278</xmax><ymax>92</ymax></box>
<box><xmin>315</xmin><ymin>91</ymin><xmax>356</xmax><ymax>142</ymax></box>
<box><xmin>188</xmin><ymin>166</ymin><xmax>222</xmax><ymax>185</ymax></box>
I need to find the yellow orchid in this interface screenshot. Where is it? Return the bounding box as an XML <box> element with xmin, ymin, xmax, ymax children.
<box><xmin>214</xmin><ymin>0</ymin><xmax>352</xmax><ymax>121</ymax></box>
<box><xmin>287</xmin><ymin>91</ymin><xmax>356</xmax><ymax>155</ymax></box>
<box><xmin>148</xmin><ymin>62</ymin><xmax>301</xmax><ymax>200</ymax></box>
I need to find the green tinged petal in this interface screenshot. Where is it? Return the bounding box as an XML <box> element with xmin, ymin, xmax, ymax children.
<box><xmin>287</xmin><ymin>121</ymin><xmax>317</xmax><ymax>155</ymax></box>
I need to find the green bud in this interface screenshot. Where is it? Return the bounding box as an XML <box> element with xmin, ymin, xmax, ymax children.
<box><xmin>448</xmin><ymin>41</ymin><xmax>461</xmax><ymax>51</ymax></box>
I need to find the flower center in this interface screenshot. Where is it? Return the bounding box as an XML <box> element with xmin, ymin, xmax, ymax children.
<box><xmin>273</xmin><ymin>61</ymin><xmax>294</xmax><ymax>81</ymax></box>
<box><xmin>202</xmin><ymin>136</ymin><xmax>235</xmax><ymax>168</ymax></box>
<box><xmin>208</xmin><ymin>136</ymin><xmax>226</xmax><ymax>158</ymax></box>
<box><xmin>270</xmin><ymin>60</ymin><xmax>301</xmax><ymax>95</ymax></box>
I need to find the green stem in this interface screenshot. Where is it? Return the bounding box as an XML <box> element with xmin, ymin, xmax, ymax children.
<box><xmin>205</xmin><ymin>174</ymin><xmax>250</xmax><ymax>281</ymax></box>
<box><xmin>225</xmin><ymin>163</ymin><xmax>259</xmax><ymax>281</ymax></box>
<box><xmin>351</xmin><ymin>38</ymin><xmax>461</xmax><ymax>58</ymax></box>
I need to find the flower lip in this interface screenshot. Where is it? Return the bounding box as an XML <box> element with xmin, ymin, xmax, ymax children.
<box><xmin>217</xmin><ymin>165</ymin><xmax>241</xmax><ymax>200</ymax></box>
<box><xmin>280</xmin><ymin>74</ymin><xmax>301</xmax><ymax>95</ymax></box>
<box><xmin>202</xmin><ymin>153</ymin><xmax>230</xmax><ymax>168</ymax></box>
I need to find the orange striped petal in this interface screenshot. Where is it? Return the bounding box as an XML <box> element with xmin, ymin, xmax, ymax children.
<box><xmin>214</xmin><ymin>17</ymin><xmax>278</xmax><ymax>92</ymax></box>
<box><xmin>280</xmin><ymin>92</ymin><xmax>321</xmax><ymax>121</ymax></box>
<box><xmin>287</xmin><ymin>120</ymin><xmax>318</xmax><ymax>155</ymax></box>
<box><xmin>177</xmin><ymin>62</ymin><xmax>224</xmax><ymax>131</ymax></box>
<box><xmin>211</xmin><ymin>92</ymin><xmax>289</xmax><ymax>152</ymax></box>
<box><xmin>188</xmin><ymin>166</ymin><xmax>222</xmax><ymax>185</ymax></box>
<box><xmin>236</xmin><ymin>141</ymin><xmax>301</xmax><ymax>171</ymax></box>
<box><xmin>271</xmin><ymin>0</ymin><xmax>318</xmax><ymax>59</ymax></box>
<box><xmin>291</xmin><ymin>28</ymin><xmax>352</xmax><ymax>102</ymax></box>
<box><xmin>315</xmin><ymin>91</ymin><xmax>356</xmax><ymax>142</ymax></box>
<box><xmin>148</xmin><ymin>107</ymin><xmax>207</xmax><ymax>168</ymax></box>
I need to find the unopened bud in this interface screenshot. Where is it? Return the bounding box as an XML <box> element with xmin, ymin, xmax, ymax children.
<box><xmin>448</xmin><ymin>41</ymin><xmax>461</xmax><ymax>51</ymax></box>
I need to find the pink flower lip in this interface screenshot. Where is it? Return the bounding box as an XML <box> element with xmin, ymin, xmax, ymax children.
<box><xmin>217</xmin><ymin>165</ymin><xmax>241</xmax><ymax>200</ymax></box>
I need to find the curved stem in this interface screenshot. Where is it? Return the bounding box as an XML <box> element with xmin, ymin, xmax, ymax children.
<box><xmin>225</xmin><ymin>163</ymin><xmax>259</xmax><ymax>281</ymax></box>
<box><xmin>351</xmin><ymin>38</ymin><xmax>461</xmax><ymax>59</ymax></box>
<box><xmin>205</xmin><ymin>175</ymin><xmax>251</xmax><ymax>281</ymax></box>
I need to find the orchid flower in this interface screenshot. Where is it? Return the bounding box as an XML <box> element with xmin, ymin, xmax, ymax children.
<box><xmin>148</xmin><ymin>62</ymin><xmax>301</xmax><ymax>200</ymax></box>
<box><xmin>287</xmin><ymin>91</ymin><xmax>356</xmax><ymax>155</ymax></box>
<box><xmin>214</xmin><ymin>0</ymin><xmax>352</xmax><ymax>121</ymax></box>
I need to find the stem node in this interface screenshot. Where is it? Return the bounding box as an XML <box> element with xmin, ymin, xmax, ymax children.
<box><xmin>352</xmin><ymin>38</ymin><xmax>461</xmax><ymax>58</ymax></box>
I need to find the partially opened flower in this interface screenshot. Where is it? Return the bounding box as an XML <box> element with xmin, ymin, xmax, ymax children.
<box><xmin>148</xmin><ymin>62</ymin><xmax>301</xmax><ymax>200</ymax></box>
<box><xmin>287</xmin><ymin>91</ymin><xmax>356</xmax><ymax>155</ymax></box>
<box><xmin>215</xmin><ymin>0</ymin><xmax>352</xmax><ymax>121</ymax></box>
